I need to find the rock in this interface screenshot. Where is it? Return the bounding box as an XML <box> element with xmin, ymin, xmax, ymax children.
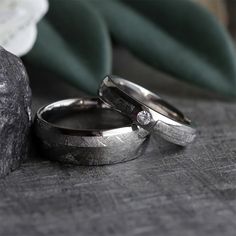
<box><xmin>0</xmin><ymin>47</ymin><xmax>32</xmax><ymax>178</ymax></box>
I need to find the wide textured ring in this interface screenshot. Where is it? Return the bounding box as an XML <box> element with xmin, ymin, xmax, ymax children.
<box><xmin>34</xmin><ymin>98</ymin><xmax>148</xmax><ymax>165</ymax></box>
<box><xmin>99</xmin><ymin>76</ymin><xmax>196</xmax><ymax>146</ymax></box>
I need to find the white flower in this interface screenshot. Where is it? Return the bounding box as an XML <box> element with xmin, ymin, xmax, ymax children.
<box><xmin>0</xmin><ymin>0</ymin><xmax>49</xmax><ymax>56</ymax></box>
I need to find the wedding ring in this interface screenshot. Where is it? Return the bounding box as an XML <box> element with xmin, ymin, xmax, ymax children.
<box><xmin>34</xmin><ymin>98</ymin><xmax>148</xmax><ymax>165</ymax></box>
<box><xmin>99</xmin><ymin>76</ymin><xmax>196</xmax><ymax>146</ymax></box>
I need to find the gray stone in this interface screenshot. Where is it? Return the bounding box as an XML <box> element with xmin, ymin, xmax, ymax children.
<box><xmin>0</xmin><ymin>47</ymin><xmax>31</xmax><ymax>178</ymax></box>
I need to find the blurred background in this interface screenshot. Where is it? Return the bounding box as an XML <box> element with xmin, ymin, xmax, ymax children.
<box><xmin>1</xmin><ymin>0</ymin><xmax>236</xmax><ymax>100</ymax></box>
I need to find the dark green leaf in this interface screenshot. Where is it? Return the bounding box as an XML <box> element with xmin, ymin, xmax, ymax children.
<box><xmin>26</xmin><ymin>0</ymin><xmax>112</xmax><ymax>94</ymax></box>
<box><xmin>90</xmin><ymin>0</ymin><xmax>236</xmax><ymax>96</ymax></box>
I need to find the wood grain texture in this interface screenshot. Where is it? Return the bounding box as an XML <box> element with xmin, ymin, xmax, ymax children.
<box><xmin>0</xmin><ymin>48</ymin><xmax>236</xmax><ymax>236</ymax></box>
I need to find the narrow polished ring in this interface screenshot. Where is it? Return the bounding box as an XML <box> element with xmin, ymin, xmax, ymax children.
<box><xmin>34</xmin><ymin>98</ymin><xmax>148</xmax><ymax>165</ymax></box>
<box><xmin>99</xmin><ymin>76</ymin><xmax>196</xmax><ymax>146</ymax></box>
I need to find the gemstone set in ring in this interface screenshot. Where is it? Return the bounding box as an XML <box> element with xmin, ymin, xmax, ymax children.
<box><xmin>35</xmin><ymin>75</ymin><xmax>197</xmax><ymax>165</ymax></box>
<box><xmin>137</xmin><ymin>111</ymin><xmax>152</xmax><ymax>126</ymax></box>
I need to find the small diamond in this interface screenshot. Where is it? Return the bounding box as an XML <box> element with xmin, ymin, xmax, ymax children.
<box><xmin>137</xmin><ymin>111</ymin><xmax>152</xmax><ymax>125</ymax></box>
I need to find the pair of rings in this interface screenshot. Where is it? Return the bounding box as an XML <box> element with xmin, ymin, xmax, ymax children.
<box><xmin>35</xmin><ymin>75</ymin><xmax>196</xmax><ymax>165</ymax></box>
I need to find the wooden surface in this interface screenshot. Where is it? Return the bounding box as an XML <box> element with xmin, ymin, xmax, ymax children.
<box><xmin>0</xmin><ymin>48</ymin><xmax>236</xmax><ymax>236</ymax></box>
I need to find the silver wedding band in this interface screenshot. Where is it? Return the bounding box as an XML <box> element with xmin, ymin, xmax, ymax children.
<box><xmin>35</xmin><ymin>75</ymin><xmax>197</xmax><ymax>165</ymax></box>
<box><xmin>35</xmin><ymin>98</ymin><xmax>148</xmax><ymax>165</ymax></box>
<box><xmin>99</xmin><ymin>75</ymin><xmax>196</xmax><ymax>146</ymax></box>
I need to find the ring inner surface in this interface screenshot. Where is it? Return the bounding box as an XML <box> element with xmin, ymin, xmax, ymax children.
<box><xmin>42</xmin><ymin>107</ymin><xmax>132</xmax><ymax>130</ymax></box>
<box><xmin>113</xmin><ymin>78</ymin><xmax>190</xmax><ymax>125</ymax></box>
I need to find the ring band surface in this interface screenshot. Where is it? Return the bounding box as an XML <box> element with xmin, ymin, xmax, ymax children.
<box><xmin>99</xmin><ymin>76</ymin><xmax>196</xmax><ymax>146</ymax></box>
<box><xmin>34</xmin><ymin>98</ymin><xmax>148</xmax><ymax>165</ymax></box>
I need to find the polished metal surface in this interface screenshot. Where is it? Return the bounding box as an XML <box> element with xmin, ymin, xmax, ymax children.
<box><xmin>35</xmin><ymin>98</ymin><xmax>149</xmax><ymax>165</ymax></box>
<box><xmin>99</xmin><ymin>76</ymin><xmax>196</xmax><ymax>146</ymax></box>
